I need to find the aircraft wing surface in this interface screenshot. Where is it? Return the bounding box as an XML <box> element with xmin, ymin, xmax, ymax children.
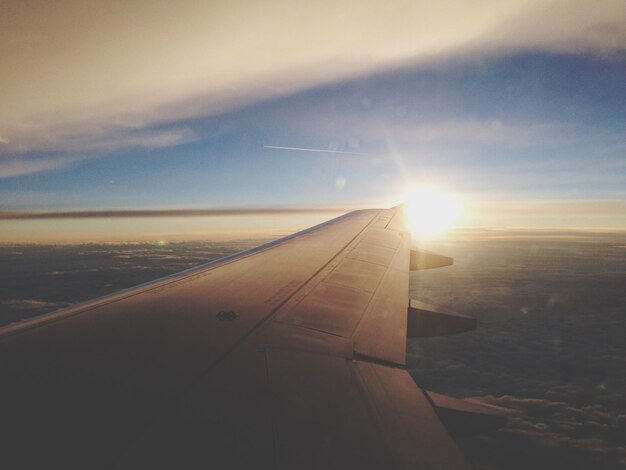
<box><xmin>0</xmin><ymin>207</ymin><xmax>501</xmax><ymax>469</ymax></box>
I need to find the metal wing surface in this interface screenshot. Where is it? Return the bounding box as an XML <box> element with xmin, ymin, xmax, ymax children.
<box><xmin>0</xmin><ymin>207</ymin><xmax>491</xmax><ymax>469</ymax></box>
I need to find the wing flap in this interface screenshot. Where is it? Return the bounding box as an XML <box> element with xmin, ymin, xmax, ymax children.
<box><xmin>426</xmin><ymin>391</ymin><xmax>508</xmax><ymax>437</ymax></box>
<box><xmin>275</xmin><ymin>208</ymin><xmax>411</xmax><ymax>365</ymax></box>
<box><xmin>355</xmin><ymin>362</ymin><xmax>472</xmax><ymax>470</ymax></box>
<box><xmin>353</xmin><ymin>229</ymin><xmax>411</xmax><ymax>365</ymax></box>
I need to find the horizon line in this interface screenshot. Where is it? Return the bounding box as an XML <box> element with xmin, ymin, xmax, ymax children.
<box><xmin>0</xmin><ymin>207</ymin><xmax>355</xmax><ymax>220</ymax></box>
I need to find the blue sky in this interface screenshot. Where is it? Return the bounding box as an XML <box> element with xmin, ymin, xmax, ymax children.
<box><xmin>0</xmin><ymin>1</ymin><xmax>625</xmax><ymax>235</ymax></box>
<box><xmin>3</xmin><ymin>54</ymin><xmax>624</xmax><ymax>207</ymax></box>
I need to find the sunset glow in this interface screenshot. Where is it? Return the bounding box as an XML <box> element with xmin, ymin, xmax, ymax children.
<box><xmin>0</xmin><ymin>3</ymin><xmax>624</xmax><ymax>468</ymax></box>
<box><xmin>405</xmin><ymin>186</ymin><xmax>460</xmax><ymax>238</ymax></box>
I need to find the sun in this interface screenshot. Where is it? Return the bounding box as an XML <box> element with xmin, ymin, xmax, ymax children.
<box><xmin>404</xmin><ymin>186</ymin><xmax>459</xmax><ymax>239</ymax></box>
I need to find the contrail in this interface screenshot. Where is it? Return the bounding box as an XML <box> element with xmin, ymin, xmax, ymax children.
<box><xmin>264</xmin><ymin>145</ymin><xmax>363</xmax><ymax>155</ymax></box>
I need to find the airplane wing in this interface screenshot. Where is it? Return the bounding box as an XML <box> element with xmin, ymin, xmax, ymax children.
<box><xmin>0</xmin><ymin>206</ymin><xmax>504</xmax><ymax>469</ymax></box>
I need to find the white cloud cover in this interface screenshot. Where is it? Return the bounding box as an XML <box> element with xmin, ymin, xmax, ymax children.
<box><xmin>0</xmin><ymin>0</ymin><xmax>624</xmax><ymax>174</ymax></box>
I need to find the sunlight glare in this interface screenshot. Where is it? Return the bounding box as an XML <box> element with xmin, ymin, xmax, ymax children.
<box><xmin>404</xmin><ymin>186</ymin><xmax>459</xmax><ymax>239</ymax></box>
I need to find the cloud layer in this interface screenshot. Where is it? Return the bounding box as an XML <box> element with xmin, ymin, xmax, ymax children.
<box><xmin>1</xmin><ymin>231</ymin><xmax>624</xmax><ymax>467</ymax></box>
<box><xmin>408</xmin><ymin>231</ymin><xmax>626</xmax><ymax>468</ymax></box>
<box><xmin>1</xmin><ymin>0</ymin><xmax>624</xmax><ymax>162</ymax></box>
<box><xmin>0</xmin><ymin>207</ymin><xmax>347</xmax><ymax>220</ymax></box>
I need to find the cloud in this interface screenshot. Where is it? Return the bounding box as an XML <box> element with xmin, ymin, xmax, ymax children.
<box><xmin>0</xmin><ymin>126</ymin><xmax>196</xmax><ymax>178</ymax></box>
<box><xmin>0</xmin><ymin>207</ymin><xmax>350</xmax><ymax>220</ymax></box>
<box><xmin>481</xmin><ymin>0</ymin><xmax>626</xmax><ymax>55</ymax></box>
<box><xmin>0</xmin><ymin>299</ymin><xmax>68</xmax><ymax>310</ymax></box>
<box><xmin>472</xmin><ymin>395</ymin><xmax>626</xmax><ymax>466</ymax></box>
<box><xmin>407</xmin><ymin>230</ymin><xmax>626</xmax><ymax>467</ymax></box>
<box><xmin>0</xmin><ymin>154</ymin><xmax>87</xmax><ymax>178</ymax></box>
<box><xmin>8</xmin><ymin>125</ymin><xmax>196</xmax><ymax>155</ymax></box>
<box><xmin>0</xmin><ymin>125</ymin><xmax>196</xmax><ymax>158</ymax></box>
<box><xmin>0</xmin><ymin>0</ymin><xmax>624</xmax><ymax>159</ymax></box>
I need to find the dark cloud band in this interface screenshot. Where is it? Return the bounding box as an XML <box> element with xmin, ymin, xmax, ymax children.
<box><xmin>0</xmin><ymin>207</ymin><xmax>350</xmax><ymax>220</ymax></box>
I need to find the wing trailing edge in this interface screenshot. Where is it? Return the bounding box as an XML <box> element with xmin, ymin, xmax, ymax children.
<box><xmin>426</xmin><ymin>391</ymin><xmax>508</xmax><ymax>437</ymax></box>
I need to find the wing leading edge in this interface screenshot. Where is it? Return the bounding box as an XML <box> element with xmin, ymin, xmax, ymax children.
<box><xmin>0</xmin><ymin>206</ymin><xmax>503</xmax><ymax>469</ymax></box>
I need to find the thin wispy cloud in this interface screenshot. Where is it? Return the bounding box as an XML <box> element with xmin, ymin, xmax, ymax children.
<box><xmin>0</xmin><ymin>127</ymin><xmax>197</xmax><ymax>178</ymax></box>
<box><xmin>0</xmin><ymin>155</ymin><xmax>88</xmax><ymax>179</ymax></box>
<box><xmin>1</xmin><ymin>125</ymin><xmax>196</xmax><ymax>157</ymax></box>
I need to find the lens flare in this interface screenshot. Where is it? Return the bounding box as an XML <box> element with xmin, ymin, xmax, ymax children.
<box><xmin>404</xmin><ymin>186</ymin><xmax>459</xmax><ymax>238</ymax></box>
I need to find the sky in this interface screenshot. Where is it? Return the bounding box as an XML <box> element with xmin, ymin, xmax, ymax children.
<box><xmin>1</xmin><ymin>4</ymin><xmax>625</xmax><ymax>466</ymax></box>
<box><xmin>0</xmin><ymin>1</ymin><xmax>625</xmax><ymax>241</ymax></box>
